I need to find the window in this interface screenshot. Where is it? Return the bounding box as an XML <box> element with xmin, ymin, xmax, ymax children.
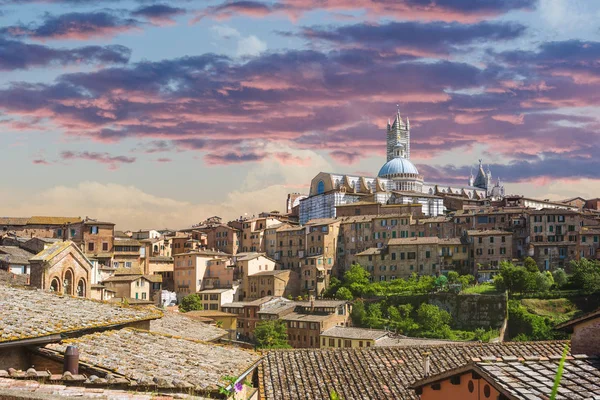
<box><xmin>489</xmin><ymin>237</ymin><xmax>494</xmax><ymax>244</ymax></box>
<box><xmin>478</xmin><ymin>237</ymin><xmax>482</xmax><ymax>244</ymax></box>
<box><xmin>70</xmin><ymin>229</ymin><xmax>76</xmax><ymax>237</ymax></box>
<box><xmin>425</xmin><ymin>251</ymin><xmax>430</xmax><ymax>258</ymax></box>
<box><xmin>126</xmin><ymin>262</ymin><xmax>132</xmax><ymax>268</ymax></box>
<box><xmin>407</xmin><ymin>252</ymin><xmax>416</xmax><ymax>260</ymax></box>
<box><xmin>317</xmin><ymin>180</ymin><xmax>325</xmax><ymax>194</ymax></box>
<box><xmin>142</xmin><ymin>292</ymin><xmax>147</xmax><ymax>300</ymax></box>
<box><xmin>391</xmin><ymin>253</ymin><xmax>396</xmax><ymax>260</ymax></box>
<box><xmin>90</xmin><ymin>226</ymin><xmax>99</xmax><ymax>234</ymax></box>
<box><xmin>102</xmin><ymin>242</ymin><xmax>109</xmax><ymax>251</ymax></box>
<box><xmin>88</xmin><ymin>242</ymin><xmax>94</xmax><ymax>252</ymax></box>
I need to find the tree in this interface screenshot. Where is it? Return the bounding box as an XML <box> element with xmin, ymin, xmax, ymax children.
<box><xmin>447</xmin><ymin>271</ymin><xmax>459</xmax><ymax>284</ymax></box>
<box><xmin>365</xmin><ymin>303</ymin><xmax>384</xmax><ymax>328</ymax></box>
<box><xmin>534</xmin><ymin>271</ymin><xmax>553</xmax><ymax>292</ymax></box>
<box><xmin>323</xmin><ymin>276</ymin><xmax>341</xmax><ymax>298</ymax></box>
<box><xmin>552</xmin><ymin>268</ymin><xmax>568</xmax><ymax>289</ymax></box>
<box><xmin>434</xmin><ymin>275</ymin><xmax>448</xmax><ymax>290</ymax></box>
<box><xmin>254</xmin><ymin>320</ymin><xmax>291</xmax><ymax>349</ymax></box>
<box><xmin>387</xmin><ymin>304</ymin><xmax>418</xmax><ymax>334</ymax></box>
<box><xmin>524</xmin><ymin>257</ymin><xmax>539</xmax><ymax>273</ymax></box>
<box><xmin>416</xmin><ymin>304</ymin><xmax>451</xmax><ymax>332</ymax></box>
<box><xmin>350</xmin><ymin>299</ymin><xmax>367</xmax><ymax>326</ymax></box>
<box><xmin>335</xmin><ymin>287</ymin><xmax>354</xmax><ymax>301</ymax></box>
<box><xmin>458</xmin><ymin>274</ymin><xmax>475</xmax><ymax>287</ymax></box>
<box><xmin>344</xmin><ymin>264</ymin><xmax>371</xmax><ymax>297</ymax></box>
<box><xmin>497</xmin><ymin>261</ymin><xmax>534</xmax><ymax>294</ymax></box>
<box><xmin>570</xmin><ymin>258</ymin><xmax>600</xmax><ymax>293</ymax></box>
<box><xmin>179</xmin><ymin>294</ymin><xmax>203</xmax><ymax>313</ymax></box>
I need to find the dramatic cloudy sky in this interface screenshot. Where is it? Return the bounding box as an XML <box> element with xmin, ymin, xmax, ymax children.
<box><xmin>1</xmin><ymin>0</ymin><xmax>599</xmax><ymax>229</ymax></box>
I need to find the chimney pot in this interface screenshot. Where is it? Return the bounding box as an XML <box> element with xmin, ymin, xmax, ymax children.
<box><xmin>63</xmin><ymin>345</ymin><xmax>79</xmax><ymax>375</ymax></box>
<box><xmin>423</xmin><ymin>352</ymin><xmax>431</xmax><ymax>377</ymax></box>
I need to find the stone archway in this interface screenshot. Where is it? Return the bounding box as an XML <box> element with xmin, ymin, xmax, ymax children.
<box><xmin>50</xmin><ymin>277</ymin><xmax>61</xmax><ymax>292</ymax></box>
<box><xmin>77</xmin><ymin>278</ymin><xmax>86</xmax><ymax>297</ymax></box>
<box><xmin>64</xmin><ymin>269</ymin><xmax>74</xmax><ymax>295</ymax></box>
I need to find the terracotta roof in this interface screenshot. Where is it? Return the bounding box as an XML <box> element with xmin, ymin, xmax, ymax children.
<box><xmin>29</xmin><ymin>241</ymin><xmax>81</xmax><ymax>262</ymax></box>
<box><xmin>356</xmin><ymin>247</ymin><xmax>384</xmax><ymax>256</ymax></box>
<box><xmin>102</xmin><ymin>274</ymin><xmax>148</xmax><ymax>283</ymax></box>
<box><xmin>0</xmin><ymin>377</ymin><xmax>215</xmax><ymax>399</ymax></box>
<box><xmin>82</xmin><ymin>220</ymin><xmax>115</xmax><ymax>226</ymax></box>
<box><xmin>185</xmin><ymin>310</ymin><xmax>238</xmax><ymax>318</ymax></box>
<box><xmin>28</xmin><ymin>216</ymin><xmax>82</xmax><ymax>225</ymax></box>
<box><xmin>0</xmin><ymin>286</ymin><xmax>161</xmax><ymax>344</ymax></box>
<box><xmin>144</xmin><ymin>274</ymin><xmax>163</xmax><ymax>283</ymax></box>
<box><xmin>304</xmin><ymin>218</ymin><xmax>339</xmax><ymax>226</ymax></box>
<box><xmin>0</xmin><ymin>217</ymin><xmax>29</xmax><ymax>226</ymax></box>
<box><xmin>388</xmin><ymin>237</ymin><xmax>440</xmax><ymax>245</ymax></box>
<box><xmin>281</xmin><ymin>312</ymin><xmax>335</xmax><ymax>322</ymax></box>
<box><xmin>250</xmin><ymin>270</ymin><xmax>289</xmax><ymax>276</ymax></box>
<box><xmin>0</xmin><ymin>246</ymin><xmax>33</xmax><ymax>264</ymax></box>
<box><xmin>198</xmin><ymin>288</ymin><xmax>234</xmax><ymax>294</ymax></box>
<box><xmin>150</xmin><ymin>256</ymin><xmax>174</xmax><ymax>262</ymax></box>
<box><xmin>259</xmin><ymin>341</ymin><xmax>570</xmax><ymax>400</ymax></box>
<box><xmin>374</xmin><ymin>335</ymin><xmax>463</xmax><ymax>347</ymax></box>
<box><xmin>321</xmin><ymin>327</ymin><xmax>388</xmax><ymax>340</ymax></box>
<box><xmin>467</xmin><ymin>229</ymin><xmax>512</xmax><ymax>236</ymax></box>
<box><xmin>149</xmin><ymin>312</ymin><xmax>227</xmax><ymax>342</ymax></box>
<box><xmin>412</xmin><ymin>356</ymin><xmax>599</xmax><ymax>400</ymax></box>
<box><xmin>113</xmin><ymin>238</ymin><xmax>142</xmax><ymax>246</ymax></box>
<box><xmin>46</xmin><ymin>329</ymin><xmax>260</xmax><ymax>393</ymax></box>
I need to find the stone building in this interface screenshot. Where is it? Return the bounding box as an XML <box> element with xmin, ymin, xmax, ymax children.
<box><xmin>112</xmin><ymin>237</ymin><xmax>142</xmax><ymax>271</ymax></box>
<box><xmin>356</xmin><ymin>237</ymin><xmax>444</xmax><ymax>280</ymax></box>
<box><xmin>467</xmin><ymin>230</ymin><xmax>513</xmax><ymax>281</ymax></box>
<box><xmin>29</xmin><ymin>241</ymin><xmax>92</xmax><ymax>298</ymax></box>
<box><xmin>246</xmin><ymin>269</ymin><xmax>296</xmax><ymax>300</ymax></box>
<box><xmin>526</xmin><ymin>209</ymin><xmax>582</xmax><ymax>271</ymax></box>
<box><xmin>101</xmin><ymin>274</ymin><xmax>155</xmax><ymax>302</ymax></box>
<box><xmin>235</xmin><ymin>252</ymin><xmax>277</xmax><ymax>300</ymax></box>
<box><xmin>0</xmin><ymin>245</ymin><xmax>33</xmax><ymax>275</ymax></box>
<box><xmin>173</xmin><ymin>249</ymin><xmax>231</xmax><ymax>299</ymax></box>
<box><xmin>192</xmin><ymin>217</ymin><xmax>241</xmax><ymax>255</ymax></box>
<box><xmin>275</xmin><ymin>224</ymin><xmax>306</xmax><ymax>270</ymax></box>
<box><xmin>63</xmin><ymin>218</ymin><xmax>115</xmax><ymax>268</ymax></box>
<box><xmin>556</xmin><ymin>308</ymin><xmax>600</xmax><ymax>356</ymax></box>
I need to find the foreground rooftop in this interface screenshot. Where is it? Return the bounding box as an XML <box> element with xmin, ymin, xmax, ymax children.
<box><xmin>46</xmin><ymin>328</ymin><xmax>260</xmax><ymax>392</ymax></box>
<box><xmin>0</xmin><ymin>286</ymin><xmax>161</xmax><ymax>344</ymax></box>
<box><xmin>259</xmin><ymin>341</ymin><xmax>569</xmax><ymax>400</ymax></box>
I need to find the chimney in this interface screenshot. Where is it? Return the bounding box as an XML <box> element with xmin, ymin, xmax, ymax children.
<box><xmin>422</xmin><ymin>352</ymin><xmax>431</xmax><ymax>377</ymax></box>
<box><xmin>63</xmin><ymin>345</ymin><xmax>79</xmax><ymax>374</ymax></box>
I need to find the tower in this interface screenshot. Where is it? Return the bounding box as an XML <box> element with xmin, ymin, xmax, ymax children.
<box><xmin>386</xmin><ymin>107</ymin><xmax>410</xmax><ymax>161</ymax></box>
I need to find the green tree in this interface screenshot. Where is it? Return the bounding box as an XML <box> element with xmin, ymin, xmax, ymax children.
<box><xmin>570</xmin><ymin>258</ymin><xmax>600</xmax><ymax>293</ymax></box>
<box><xmin>254</xmin><ymin>320</ymin><xmax>291</xmax><ymax>349</ymax></box>
<box><xmin>458</xmin><ymin>274</ymin><xmax>475</xmax><ymax>287</ymax></box>
<box><xmin>364</xmin><ymin>303</ymin><xmax>384</xmax><ymax>328</ymax></box>
<box><xmin>552</xmin><ymin>268</ymin><xmax>568</xmax><ymax>289</ymax></box>
<box><xmin>387</xmin><ymin>304</ymin><xmax>418</xmax><ymax>334</ymax></box>
<box><xmin>350</xmin><ymin>299</ymin><xmax>367</xmax><ymax>327</ymax></box>
<box><xmin>497</xmin><ymin>261</ymin><xmax>535</xmax><ymax>294</ymax></box>
<box><xmin>323</xmin><ymin>276</ymin><xmax>342</xmax><ymax>298</ymax></box>
<box><xmin>335</xmin><ymin>287</ymin><xmax>354</xmax><ymax>301</ymax></box>
<box><xmin>416</xmin><ymin>303</ymin><xmax>451</xmax><ymax>332</ymax></box>
<box><xmin>447</xmin><ymin>271</ymin><xmax>459</xmax><ymax>284</ymax></box>
<box><xmin>179</xmin><ymin>293</ymin><xmax>203</xmax><ymax>313</ymax></box>
<box><xmin>534</xmin><ymin>271</ymin><xmax>554</xmax><ymax>292</ymax></box>
<box><xmin>434</xmin><ymin>275</ymin><xmax>448</xmax><ymax>290</ymax></box>
<box><xmin>343</xmin><ymin>264</ymin><xmax>371</xmax><ymax>297</ymax></box>
<box><xmin>524</xmin><ymin>257</ymin><xmax>539</xmax><ymax>273</ymax></box>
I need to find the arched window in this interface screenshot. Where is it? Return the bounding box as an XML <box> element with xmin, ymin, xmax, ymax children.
<box><xmin>267</xmin><ymin>290</ymin><xmax>272</xmax><ymax>296</ymax></box>
<box><xmin>260</xmin><ymin>290</ymin><xmax>265</xmax><ymax>297</ymax></box>
<box><xmin>64</xmin><ymin>270</ymin><xmax>74</xmax><ymax>295</ymax></box>
<box><xmin>153</xmin><ymin>245</ymin><xmax>158</xmax><ymax>253</ymax></box>
<box><xmin>317</xmin><ymin>180</ymin><xmax>325</xmax><ymax>194</ymax></box>
<box><xmin>50</xmin><ymin>277</ymin><xmax>60</xmax><ymax>292</ymax></box>
<box><xmin>335</xmin><ymin>179</ymin><xmax>340</xmax><ymax>189</ymax></box>
<box><xmin>77</xmin><ymin>278</ymin><xmax>86</xmax><ymax>297</ymax></box>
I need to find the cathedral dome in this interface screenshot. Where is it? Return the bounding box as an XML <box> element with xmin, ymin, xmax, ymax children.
<box><xmin>377</xmin><ymin>157</ymin><xmax>419</xmax><ymax>177</ymax></box>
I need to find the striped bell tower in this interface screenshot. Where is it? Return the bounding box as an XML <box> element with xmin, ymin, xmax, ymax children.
<box><xmin>386</xmin><ymin>106</ymin><xmax>410</xmax><ymax>161</ymax></box>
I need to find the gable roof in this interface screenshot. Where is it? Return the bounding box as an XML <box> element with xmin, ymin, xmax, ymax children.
<box><xmin>411</xmin><ymin>355</ymin><xmax>599</xmax><ymax>400</ymax></box>
<box><xmin>259</xmin><ymin>341</ymin><xmax>569</xmax><ymax>400</ymax></box>
<box><xmin>28</xmin><ymin>216</ymin><xmax>82</xmax><ymax>225</ymax></box>
<box><xmin>0</xmin><ymin>246</ymin><xmax>33</xmax><ymax>264</ymax></box>
<box><xmin>29</xmin><ymin>240</ymin><xmax>80</xmax><ymax>262</ymax></box>
<box><xmin>45</xmin><ymin>328</ymin><xmax>260</xmax><ymax>393</ymax></box>
<box><xmin>0</xmin><ymin>217</ymin><xmax>29</xmax><ymax>226</ymax></box>
<box><xmin>0</xmin><ymin>285</ymin><xmax>161</xmax><ymax>344</ymax></box>
<box><xmin>149</xmin><ymin>312</ymin><xmax>227</xmax><ymax>342</ymax></box>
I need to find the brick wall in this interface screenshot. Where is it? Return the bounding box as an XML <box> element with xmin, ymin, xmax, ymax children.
<box><xmin>571</xmin><ymin>318</ymin><xmax>600</xmax><ymax>356</ymax></box>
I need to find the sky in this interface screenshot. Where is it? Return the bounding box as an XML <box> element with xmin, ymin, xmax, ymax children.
<box><xmin>1</xmin><ymin>0</ymin><xmax>600</xmax><ymax>229</ymax></box>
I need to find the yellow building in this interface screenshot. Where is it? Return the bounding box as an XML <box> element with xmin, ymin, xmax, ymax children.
<box><xmin>320</xmin><ymin>327</ymin><xmax>388</xmax><ymax>348</ymax></box>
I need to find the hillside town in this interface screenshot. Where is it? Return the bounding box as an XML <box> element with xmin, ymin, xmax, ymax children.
<box><xmin>2</xmin><ymin>118</ymin><xmax>600</xmax><ymax>398</ymax></box>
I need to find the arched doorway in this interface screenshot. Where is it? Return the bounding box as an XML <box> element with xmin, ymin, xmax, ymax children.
<box><xmin>64</xmin><ymin>270</ymin><xmax>74</xmax><ymax>295</ymax></box>
<box><xmin>77</xmin><ymin>278</ymin><xmax>86</xmax><ymax>297</ymax></box>
<box><xmin>50</xmin><ymin>277</ymin><xmax>60</xmax><ymax>292</ymax></box>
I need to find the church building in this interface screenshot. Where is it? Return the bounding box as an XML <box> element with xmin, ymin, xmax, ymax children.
<box><xmin>299</xmin><ymin>109</ymin><xmax>505</xmax><ymax>224</ymax></box>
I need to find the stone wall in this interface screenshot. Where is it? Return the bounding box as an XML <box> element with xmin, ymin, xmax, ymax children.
<box><xmin>386</xmin><ymin>292</ymin><xmax>507</xmax><ymax>330</ymax></box>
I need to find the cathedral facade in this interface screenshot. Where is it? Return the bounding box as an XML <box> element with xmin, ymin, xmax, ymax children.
<box><xmin>299</xmin><ymin>110</ymin><xmax>504</xmax><ymax>224</ymax></box>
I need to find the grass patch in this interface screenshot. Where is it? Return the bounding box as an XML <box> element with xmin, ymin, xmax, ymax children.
<box><xmin>461</xmin><ymin>283</ymin><xmax>501</xmax><ymax>295</ymax></box>
<box><xmin>520</xmin><ymin>298</ymin><xmax>579</xmax><ymax>324</ymax></box>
